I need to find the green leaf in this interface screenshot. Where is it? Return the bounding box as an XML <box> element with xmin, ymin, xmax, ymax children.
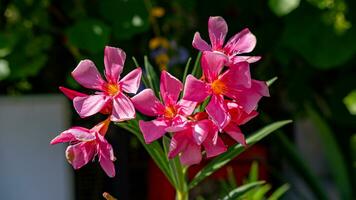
<box><xmin>115</xmin><ymin>121</ymin><xmax>175</xmax><ymax>186</ymax></box>
<box><xmin>268</xmin><ymin>0</ymin><xmax>300</xmax><ymax>16</ymax></box>
<box><xmin>66</xmin><ymin>19</ymin><xmax>110</xmax><ymax>53</ymax></box>
<box><xmin>248</xmin><ymin>161</ymin><xmax>259</xmax><ymax>182</ymax></box>
<box><xmin>252</xmin><ymin>184</ymin><xmax>271</xmax><ymax>200</ymax></box>
<box><xmin>99</xmin><ymin>0</ymin><xmax>149</xmax><ymax>40</ymax></box>
<box><xmin>219</xmin><ymin>181</ymin><xmax>265</xmax><ymax>200</ymax></box>
<box><xmin>189</xmin><ymin>120</ymin><xmax>292</xmax><ymax>189</ymax></box>
<box><xmin>182</xmin><ymin>57</ymin><xmax>192</xmax><ymax>84</ymax></box>
<box><xmin>267</xmin><ymin>77</ymin><xmax>278</xmax><ymax>87</ymax></box>
<box><xmin>0</xmin><ymin>59</ymin><xmax>10</xmax><ymax>80</ymax></box>
<box><xmin>268</xmin><ymin>184</ymin><xmax>290</xmax><ymax>200</ymax></box>
<box><xmin>144</xmin><ymin>56</ymin><xmax>160</xmax><ymax>96</ymax></box>
<box><xmin>306</xmin><ymin>104</ymin><xmax>352</xmax><ymax>199</ymax></box>
<box><xmin>343</xmin><ymin>90</ymin><xmax>356</xmax><ymax>115</ymax></box>
<box><xmin>191</xmin><ymin>52</ymin><xmax>202</xmax><ymax>78</ymax></box>
<box><xmin>281</xmin><ymin>5</ymin><xmax>356</xmax><ymax>69</ymax></box>
<box><xmin>162</xmin><ymin>136</ymin><xmax>178</xmax><ymax>189</ymax></box>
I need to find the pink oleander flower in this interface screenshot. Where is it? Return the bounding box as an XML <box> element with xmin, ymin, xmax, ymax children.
<box><xmin>168</xmin><ymin>112</ymin><xmax>227</xmax><ymax>165</ymax></box>
<box><xmin>131</xmin><ymin>70</ymin><xmax>196</xmax><ymax>143</ymax></box>
<box><xmin>192</xmin><ymin>16</ymin><xmax>260</xmax><ymax>66</ymax></box>
<box><xmin>60</xmin><ymin>46</ymin><xmax>142</xmax><ymax>121</ymax></box>
<box><xmin>223</xmin><ymin>100</ymin><xmax>259</xmax><ymax>146</ymax></box>
<box><xmin>183</xmin><ymin>51</ymin><xmax>255</xmax><ymax>129</ymax></box>
<box><xmin>50</xmin><ymin>118</ymin><xmax>116</xmax><ymax>177</ymax></box>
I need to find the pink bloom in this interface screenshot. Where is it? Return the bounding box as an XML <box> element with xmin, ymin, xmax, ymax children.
<box><xmin>192</xmin><ymin>16</ymin><xmax>260</xmax><ymax>66</ymax></box>
<box><xmin>60</xmin><ymin>46</ymin><xmax>142</xmax><ymax>121</ymax></box>
<box><xmin>223</xmin><ymin>100</ymin><xmax>259</xmax><ymax>146</ymax></box>
<box><xmin>168</xmin><ymin>112</ymin><xmax>227</xmax><ymax>165</ymax></box>
<box><xmin>183</xmin><ymin>51</ymin><xmax>253</xmax><ymax>129</ymax></box>
<box><xmin>50</xmin><ymin>118</ymin><xmax>116</xmax><ymax>177</ymax></box>
<box><xmin>131</xmin><ymin>71</ymin><xmax>196</xmax><ymax>143</ymax></box>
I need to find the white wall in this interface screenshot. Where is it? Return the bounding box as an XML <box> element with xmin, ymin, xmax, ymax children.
<box><xmin>0</xmin><ymin>95</ymin><xmax>74</xmax><ymax>200</ymax></box>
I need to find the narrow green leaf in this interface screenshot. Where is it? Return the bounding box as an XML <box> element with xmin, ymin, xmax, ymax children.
<box><xmin>219</xmin><ymin>181</ymin><xmax>265</xmax><ymax>200</ymax></box>
<box><xmin>248</xmin><ymin>161</ymin><xmax>259</xmax><ymax>182</ymax></box>
<box><xmin>162</xmin><ymin>136</ymin><xmax>179</xmax><ymax>189</ymax></box>
<box><xmin>267</xmin><ymin>77</ymin><xmax>278</xmax><ymax>86</ymax></box>
<box><xmin>144</xmin><ymin>56</ymin><xmax>159</xmax><ymax>95</ymax></box>
<box><xmin>199</xmin><ymin>96</ymin><xmax>211</xmax><ymax>112</ymax></box>
<box><xmin>268</xmin><ymin>184</ymin><xmax>290</xmax><ymax>200</ymax></box>
<box><xmin>252</xmin><ymin>184</ymin><xmax>271</xmax><ymax>200</ymax></box>
<box><xmin>306</xmin><ymin>104</ymin><xmax>352</xmax><ymax>199</ymax></box>
<box><xmin>115</xmin><ymin>122</ymin><xmax>175</xmax><ymax>186</ymax></box>
<box><xmin>132</xmin><ymin>56</ymin><xmax>149</xmax><ymax>88</ymax></box>
<box><xmin>191</xmin><ymin>52</ymin><xmax>202</xmax><ymax>77</ymax></box>
<box><xmin>132</xmin><ymin>56</ymin><xmax>140</xmax><ymax>67</ymax></box>
<box><xmin>189</xmin><ymin>120</ymin><xmax>292</xmax><ymax>189</ymax></box>
<box><xmin>226</xmin><ymin>166</ymin><xmax>237</xmax><ymax>188</ymax></box>
<box><xmin>182</xmin><ymin>57</ymin><xmax>192</xmax><ymax>83</ymax></box>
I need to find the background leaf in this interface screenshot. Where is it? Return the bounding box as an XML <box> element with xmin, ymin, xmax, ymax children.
<box><xmin>189</xmin><ymin>120</ymin><xmax>292</xmax><ymax>189</ymax></box>
<box><xmin>66</xmin><ymin>19</ymin><xmax>110</xmax><ymax>53</ymax></box>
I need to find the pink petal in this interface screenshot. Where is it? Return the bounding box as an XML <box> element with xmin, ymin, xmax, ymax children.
<box><xmin>192</xmin><ymin>32</ymin><xmax>211</xmax><ymax>51</ymax></box>
<box><xmin>111</xmin><ymin>93</ymin><xmax>136</xmax><ymax>122</ymax></box>
<box><xmin>203</xmin><ymin>135</ymin><xmax>227</xmax><ymax>158</ymax></box>
<box><xmin>97</xmin><ymin>133</ymin><xmax>116</xmax><ymax>177</ymax></box>
<box><xmin>176</xmin><ymin>99</ymin><xmax>197</xmax><ymax>116</ymax></box>
<box><xmin>205</xmin><ymin>95</ymin><xmax>230</xmax><ymax>129</ymax></box>
<box><xmin>71</xmin><ymin>60</ymin><xmax>105</xmax><ymax>90</ymax></box>
<box><xmin>227</xmin><ymin>101</ymin><xmax>258</xmax><ymax>125</ymax></box>
<box><xmin>66</xmin><ymin>142</ymin><xmax>96</xmax><ymax>169</ymax></box>
<box><xmin>224</xmin><ymin>28</ymin><xmax>257</xmax><ymax>55</ymax></box>
<box><xmin>120</xmin><ymin>68</ymin><xmax>142</xmax><ymax>94</ymax></box>
<box><xmin>236</xmin><ymin>80</ymin><xmax>269</xmax><ymax>113</ymax></box>
<box><xmin>220</xmin><ymin>62</ymin><xmax>251</xmax><ymax>92</ymax></box>
<box><xmin>59</xmin><ymin>86</ymin><xmax>87</xmax><ymax>100</ymax></box>
<box><xmin>131</xmin><ymin>89</ymin><xmax>162</xmax><ymax>116</ymax></box>
<box><xmin>201</xmin><ymin>51</ymin><xmax>227</xmax><ymax>82</ymax></box>
<box><xmin>91</xmin><ymin>118</ymin><xmax>111</xmax><ymax>135</ymax></box>
<box><xmin>104</xmin><ymin>46</ymin><xmax>126</xmax><ymax>83</ymax></box>
<box><xmin>183</xmin><ymin>75</ymin><xmax>210</xmax><ymax>103</ymax></box>
<box><xmin>230</xmin><ymin>56</ymin><xmax>261</xmax><ymax>64</ymax></box>
<box><xmin>139</xmin><ymin>119</ymin><xmax>169</xmax><ymax>143</ymax></box>
<box><xmin>160</xmin><ymin>70</ymin><xmax>183</xmax><ymax>104</ymax></box>
<box><xmin>73</xmin><ymin>95</ymin><xmax>109</xmax><ymax>118</ymax></box>
<box><xmin>165</xmin><ymin>122</ymin><xmax>190</xmax><ymax>133</ymax></box>
<box><xmin>168</xmin><ymin>131</ymin><xmax>189</xmax><ymax>159</ymax></box>
<box><xmin>180</xmin><ymin>143</ymin><xmax>202</xmax><ymax>165</ymax></box>
<box><xmin>208</xmin><ymin>16</ymin><xmax>228</xmax><ymax>50</ymax></box>
<box><xmin>224</xmin><ymin>124</ymin><xmax>247</xmax><ymax>146</ymax></box>
<box><xmin>50</xmin><ymin>127</ymin><xmax>94</xmax><ymax>145</ymax></box>
<box><xmin>192</xmin><ymin>120</ymin><xmax>210</xmax><ymax>145</ymax></box>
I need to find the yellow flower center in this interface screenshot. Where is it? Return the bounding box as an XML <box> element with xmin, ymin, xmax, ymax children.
<box><xmin>106</xmin><ymin>83</ymin><xmax>120</xmax><ymax>96</ymax></box>
<box><xmin>211</xmin><ymin>79</ymin><xmax>227</xmax><ymax>95</ymax></box>
<box><xmin>164</xmin><ymin>105</ymin><xmax>176</xmax><ymax>119</ymax></box>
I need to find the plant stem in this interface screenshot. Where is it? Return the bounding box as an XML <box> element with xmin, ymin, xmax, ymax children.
<box><xmin>176</xmin><ymin>189</ymin><xmax>188</xmax><ymax>200</ymax></box>
<box><xmin>175</xmin><ymin>164</ymin><xmax>189</xmax><ymax>200</ymax></box>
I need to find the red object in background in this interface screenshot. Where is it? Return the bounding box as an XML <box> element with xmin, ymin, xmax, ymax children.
<box><xmin>147</xmin><ymin>144</ymin><xmax>268</xmax><ymax>200</ymax></box>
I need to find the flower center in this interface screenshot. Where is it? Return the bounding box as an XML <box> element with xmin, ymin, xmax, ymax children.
<box><xmin>164</xmin><ymin>105</ymin><xmax>177</xmax><ymax>119</ymax></box>
<box><xmin>211</xmin><ymin>79</ymin><xmax>226</xmax><ymax>95</ymax></box>
<box><xmin>106</xmin><ymin>83</ymin><xmax>120</xmax><ymax>96</ymax></box>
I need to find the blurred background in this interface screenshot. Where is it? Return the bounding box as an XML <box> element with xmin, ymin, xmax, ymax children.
<box><xmin>0</xmin><ymin>0</ymin><xmax>355</xmax><ymax>199</ymax></box>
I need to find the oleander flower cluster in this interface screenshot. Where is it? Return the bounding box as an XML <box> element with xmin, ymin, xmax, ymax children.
<box><xmin>51</xmin><ymin>16</ymin><xmax>269</xmax><ymax>177</ymax></box>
